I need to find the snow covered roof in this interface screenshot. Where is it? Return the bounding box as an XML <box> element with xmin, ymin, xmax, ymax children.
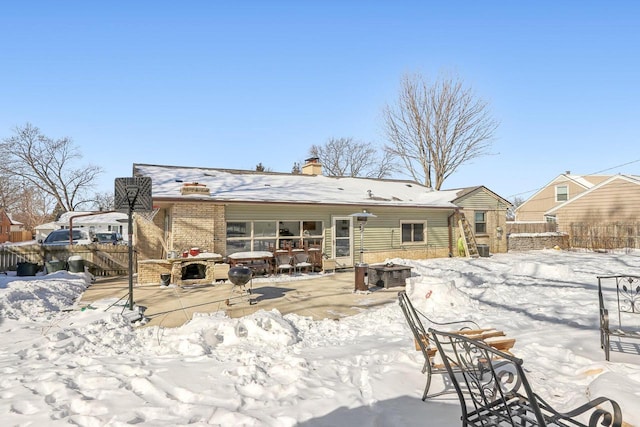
<box><xmin>68</xmin><ymin>212</ymin><xmax>128</xmax><ymax>225</ymax></box>
<box><xmin>7</xmin><ymin>215</ymin><xmax>23</xmax><ymax>225</ymax></box>
<box><xmin>564</xmin><ymin>174</ymin><xmax>597</xmax><ymax>188</ymax></box>
<box><xmin>34</xmin><ymin>221</ymin><xmax>58</xmax><ymax>231</ymax></box>
<box><xmin>133</xmin><ymin>164</ymin><xmax>459</xmax><ymax>209</ymax></box>
<box><xmin>40</xmin><ymin>211</ymin><xmax>128</xmax><ymax>228</ymax></box>
<box><xmin>445</xmin><ymin>185</ymin><xmax>513</xmax><ymax>206</ymax></box>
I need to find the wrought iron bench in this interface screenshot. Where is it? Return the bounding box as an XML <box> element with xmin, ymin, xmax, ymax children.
<box><xmin>398</xmin><ymin>290</ymin><xmax>516</xmax><ymax>399</ymax></box>
<box><xmin>598</xmin><ymin>275</ymin><xmax>640</xmax><ymax>361</ymax></box>
<box><xmin>430</xmin><ymin>329</ymin><xmax>623</xmax><ymax>427</ymax></box>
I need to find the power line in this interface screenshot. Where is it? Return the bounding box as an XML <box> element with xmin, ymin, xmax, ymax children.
<box><xmin>506</xmin><ymin>158</ymin><xmax>640</xmax><ymax>201</ymax></box>
<box><xmin>591</xmin><ymin>158</ymin><xmax>640</xmax><ymax>175</ymax></box>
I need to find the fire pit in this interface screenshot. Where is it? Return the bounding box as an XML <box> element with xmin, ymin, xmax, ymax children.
<box><xmin>226</xmin><ymin>266</ymin><xmax>254</xmax><ymax>305</ymax></box>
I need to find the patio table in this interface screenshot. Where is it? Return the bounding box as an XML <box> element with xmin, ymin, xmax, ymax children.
<box><xmin>227</xmin><ymin>251</ymin><xmax>274</xmax><ymax>275</ymax></box>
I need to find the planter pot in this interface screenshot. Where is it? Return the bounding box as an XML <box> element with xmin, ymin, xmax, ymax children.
<box><xmin>160</xmin><ymin>273</ymin><xmax>171</xmax><ymax>286</ymax></box>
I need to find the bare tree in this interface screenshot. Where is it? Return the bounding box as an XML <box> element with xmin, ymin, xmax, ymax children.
<box><xmin>309</xmin><ymin>137</ymin><xmax>396</xmax><ymax>178</ymax></box>
<box><xmin>92</xmin><ymin>191</ymin><xmax>115</xmax><ymax>211</ymax></box>
<box><xmin>11</xmin><ymin>186</ymin><xmax>56</xmax><ymax>231</ymax></box>
<box><xmin>0</xmin><ymin>168</ymin><xmax>56</xmax><ymax>231</ymax></box>
<box><xmin>0</xmin><ymin>171</ymin><xmax>23</xmax><ymax>213</ymax></box>
<box><xmin>74</xmin><ymin>191</ymin><xmax>115</xmax><ymax>212</ymax></box>
<box><xmin>0</xmin><ymin>123</ymin><xmax>103</xmax><ymax>211</ymax></box>
<box><xmin>507</xmin><ymin>195</ymin><xmax>525</xmax><ymax>221</ymax></box>
<box><xmin>383</xmin><ymin>73</ymin><xmax>498</xmax><ymax>189</ymax></box>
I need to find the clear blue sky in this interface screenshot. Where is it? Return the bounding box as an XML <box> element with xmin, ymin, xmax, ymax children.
<box><xmin>2</xmin><ymin>1</ymin><xmax>639</xmax><ymax>202</ymax></box>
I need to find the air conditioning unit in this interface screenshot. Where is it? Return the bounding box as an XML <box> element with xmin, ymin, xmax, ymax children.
<box><xmin>477</xmin><ymin>244</ymin><xmax>490</xmax><ymax>257</ymax></box>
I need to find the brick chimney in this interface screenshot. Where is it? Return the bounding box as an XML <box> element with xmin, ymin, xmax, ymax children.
<box><xmin>301</xmin><ymin>157</ymin><xmax>322</xmax><ymax>175</ymax></box>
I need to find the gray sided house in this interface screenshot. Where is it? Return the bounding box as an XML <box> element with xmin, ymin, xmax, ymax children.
<box><xmin>131</xmin><ymin>162</ymin><xmax>511</xmax><ymax>271</ymax></box>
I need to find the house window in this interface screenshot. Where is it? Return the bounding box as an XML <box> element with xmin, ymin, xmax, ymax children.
<box><xmin>226</xmin><ymin>220</ymin><xmax>323</xmax><ymax>254</ymax></box>
<box><xmin>556</xmin><ymin>185</ymin><xmax>568</xmax><ymax>202</ymax></box>
<box><xmin>475</xmin><ymin>211</ymin><xmax>487</xmax><ymax>234</ymax></box>
<box><xmin>302</xmin><ymin>220</ymin><xmax>323</xmax><ymax>249</ymax></box>
<box><xmin>401</xmin><ymin>222</ymin><xmax>425</xmax><ymax>244</ymax></box>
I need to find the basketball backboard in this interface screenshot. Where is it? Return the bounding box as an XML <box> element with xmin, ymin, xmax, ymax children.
<box><xmin>114</xmin><ymin>177</ymin><xmax>153</xmax><ymax>212</ymax></box>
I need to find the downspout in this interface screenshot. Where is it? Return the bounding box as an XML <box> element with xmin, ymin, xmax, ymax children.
<box><xmin>447</xmin><ymin>209</ymin><xmax>460</xmax><ymax>257</ymax></box>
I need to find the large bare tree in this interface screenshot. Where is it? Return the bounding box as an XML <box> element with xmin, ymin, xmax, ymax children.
<box><xmin>0</xmin><ymin>171</ymin><xmax>23</xmax><ymax>213</ymax></box>
<box><xmin>309</xmin><ymin>137</ymin><xmax>396</xmax><ymax>178</ymax></box>
<box><xmin>11</xmin><ymin>186</ymin><xmax>56</xmax><ymax>231</ymax></box>
<box><xmin>0</xmin><ymin>123</ymin><xmax>103</xmax><ymax>212</ymax></box>
<box><xmin>383</xmin><ymin>73</ymin><xmax>498</xmax><ymax>189</ymax></box>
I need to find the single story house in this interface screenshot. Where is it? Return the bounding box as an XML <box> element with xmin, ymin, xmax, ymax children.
<box><xmin>0</xmin><ymin>210</ymin><xmax>27</xmax><ymax>243</ymax></box>
<box><xmin>131</xmin><ymin>160</ymin><xmax>511</xmax><ymax>274</ymax></box>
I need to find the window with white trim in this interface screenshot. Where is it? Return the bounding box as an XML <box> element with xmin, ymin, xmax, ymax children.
<box><xmin>226</xmin><ymin>220</ymin><xmax>323</xmax><ymax>254</ymax></box>
<box><xmin>555</xmin><ymin>185</ymin><xmax>568</xmax><ymax>202</ymax></box>
<box><xmin>401</xmin><ymin>221</ymin><xmax>425</xmax><ymax>244</ymax></box>
<box><xmin>475</xmin><ymin>211</ymin><xmax>487</xmax><ymax>234</ymax></box>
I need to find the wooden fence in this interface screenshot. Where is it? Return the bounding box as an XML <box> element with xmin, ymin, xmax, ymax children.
<box><xmin>0</xmin><ymin>243</ymin><xmax>132</xmax><ymax>276</ymax></box>
<box><xmin>506</xmin><ymin>221</ymin><xmax>557</xmax><ymax>234</ymax></box>
<box><xmin>567</xmin><ymin>222</ymin><xmax>640</xmax><ymax>251</ymax></box>
<box><xmin>10</xmin><ymin>230</ymin><xmax>34</xmax><ymax>243</ymax></box>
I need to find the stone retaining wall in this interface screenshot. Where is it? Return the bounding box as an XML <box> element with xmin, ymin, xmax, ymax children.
<box><xmin>507</xmin><ymin>232</ymin><xmax>569</xmax><ymax>251</ymax></box>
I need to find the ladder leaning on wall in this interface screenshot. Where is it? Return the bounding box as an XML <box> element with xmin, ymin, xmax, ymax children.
<box><xmin>458</xmin><ymin>213</ymin><xmax>479</xmax><ymax>258</ymax></box>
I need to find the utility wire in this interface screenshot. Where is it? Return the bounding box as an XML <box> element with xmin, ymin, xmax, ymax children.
<box><xmin>507</xmin><ymin>158</ymin><xmax>640</xmax><ymax>201</ymax></box>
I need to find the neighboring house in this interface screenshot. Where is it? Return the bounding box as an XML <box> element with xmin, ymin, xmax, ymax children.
<box><xmin>0</xmin><ymin>210</ymin><xmax>27</xmax><ymax>243</ymax></box>
<box><xmin>514</xmin><ymin>172</ymin><xmax>611</xmax><ymax>223</ymax></box>
<box><xmin>132</xmin><ymin>160</ymin><xmax>511</xmax><ymax>268</ymax></box>
<box><xmin>34</xmin><ymin>221</ymin><xmax>59</xmax><ymax>242</ymax></box>
<box><xmin>34</xmin><ymin>211</ymin><xmax>130</xmax><ymax>242</ymax></box>
<box><xmin>515</xmin><ymin>172</ymin><xmax>640</xmax><ymax>228</ymax></box>
<box><xmin>545</xmin><ymin>174</ymin><xmax>640</xmax><ymax>232</ymax></box>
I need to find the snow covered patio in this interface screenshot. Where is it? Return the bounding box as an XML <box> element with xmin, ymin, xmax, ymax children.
<box><xmin>78</xmin><ymin>271</ymin><xmax>401</xmax><ymax>328</ymax></box>
<box><xmin>1</xmin><ymin>250</ymin><xmax>639</xmax><ymax>426</ymax></box>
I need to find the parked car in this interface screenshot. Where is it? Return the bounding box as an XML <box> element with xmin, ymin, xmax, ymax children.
<box><xmin>93</xmin><ymin>232</ymin><xmax>124</xmax><ymax>245</ymax></box>
<box><xmin>41</xmin><ymin>229</ymin><xmax>93</xmax><ymax>246</ymax></box>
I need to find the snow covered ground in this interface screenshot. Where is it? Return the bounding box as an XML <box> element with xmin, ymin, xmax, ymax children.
<box><xmin>1</xmin><ymin>250</ymin><xmax>639</xmax><ymax>426</ymax></box>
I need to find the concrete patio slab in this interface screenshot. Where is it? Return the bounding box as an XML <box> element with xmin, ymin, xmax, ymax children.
<box><xmin>79</xmin><ymin>271</ymin><xmax>404</xmax><ymax>328</ymax></box>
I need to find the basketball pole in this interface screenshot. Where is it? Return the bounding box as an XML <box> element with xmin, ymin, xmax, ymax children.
<box><xmin>114</xmin><ymin>176</ymin><xmax>152</xmax><ymax>315</ymax></box>
<box><xmin>126</xmin><ymin>187</ymin><xmax>140</xmax><ymax>311</ymax></box>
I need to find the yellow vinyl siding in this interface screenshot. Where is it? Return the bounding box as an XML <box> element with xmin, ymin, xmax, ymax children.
<box><xmin>225</xmin><ymin>203</ymin><xmax>453</xmax><ymax>258</ymax></box>
<box><xmin>516</xmin><ymin>178</ymin><xmax>589</xmax><ymax>221</ymax></box>
<box><xmin>453</xmin><ymin>188</ymin><xmax>510</xmax><ymax>253</ymax></box>
<box><xmin>362</xmin><ymin>207</ymin><xmax>449</xmax><ymax>251</ymax></box>
<box><xmin>555</xmin><ymin>180</ymin><xmax>640</xmax><ymax>229</ymax></box>
<box><xmin>455</xmin><ymin>189</ymin><xmax>510</xmax><ymax>211</ymax></box>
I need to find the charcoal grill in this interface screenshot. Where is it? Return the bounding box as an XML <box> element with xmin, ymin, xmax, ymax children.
<box><xmin>226</xmin><ymin>266</ymin><xmax>255</xmax><ymax>305</ymax></box>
